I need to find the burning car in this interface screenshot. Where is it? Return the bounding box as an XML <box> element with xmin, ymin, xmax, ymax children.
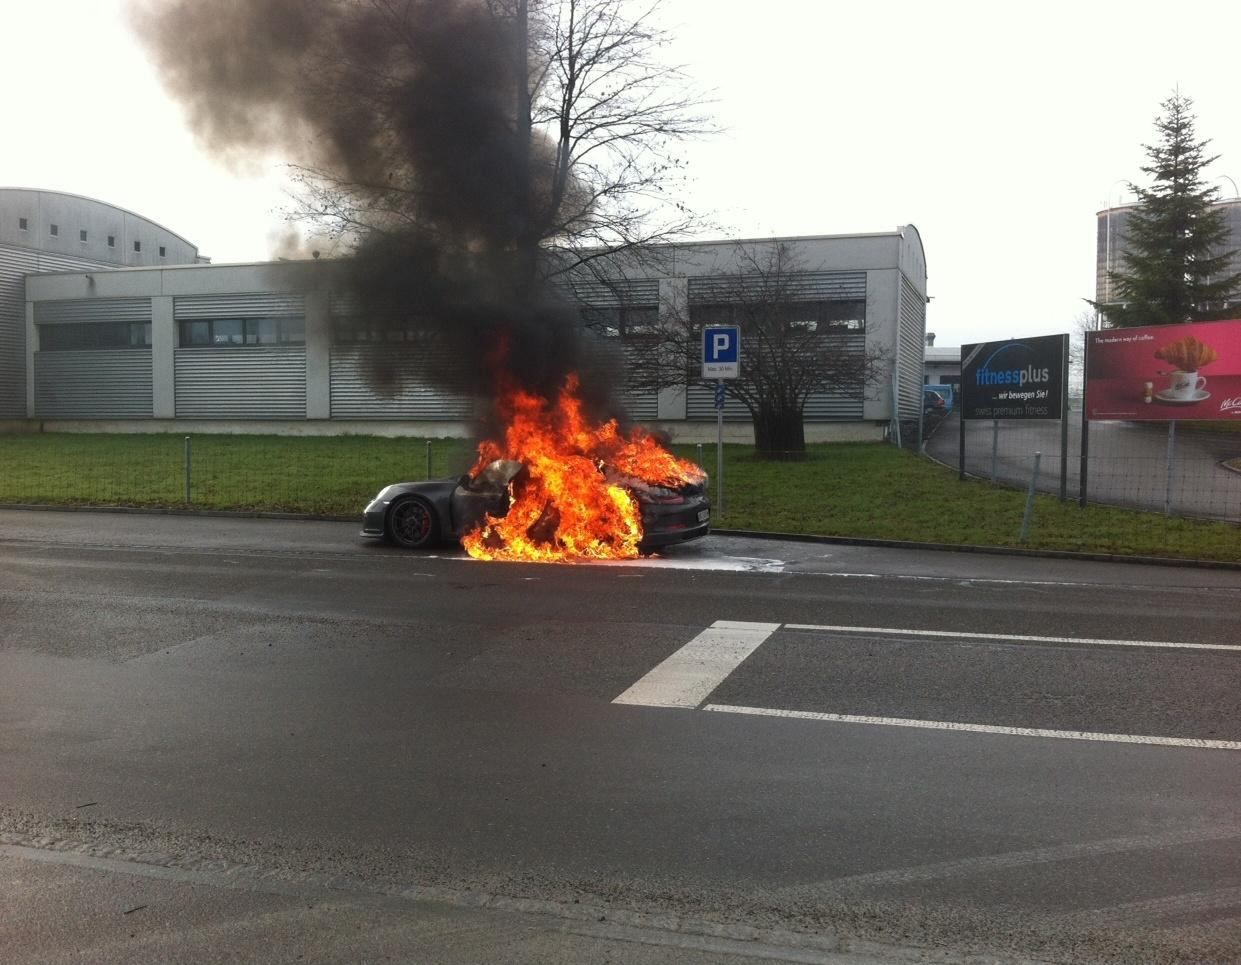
<box><xmin>361</xmin><ymin>458</ymin><xmax>710</xmax><ymax>555</ymax></box>
<box><xmin>363</xmin><ymin>376</ymin><xmax>711</xmax><ymax>562</ymax></box>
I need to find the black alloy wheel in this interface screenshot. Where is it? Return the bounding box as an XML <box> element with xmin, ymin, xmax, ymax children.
<box><xmin>388</xmin><ymin>497</ymin><xmax>440</xmax><ymax>549</ymax></box>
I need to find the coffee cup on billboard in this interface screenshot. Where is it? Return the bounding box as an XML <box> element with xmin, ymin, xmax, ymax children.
<box><xmin>1168</xmin><ymin>370</ymin><xmax>1207</xmax><ymax>400</ymax></box>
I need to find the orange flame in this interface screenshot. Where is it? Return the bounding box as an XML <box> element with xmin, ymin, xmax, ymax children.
<box><xmin>463</xmin><ymin>375</ymin><xmax>705</xmax><ymax>562</ymax></box>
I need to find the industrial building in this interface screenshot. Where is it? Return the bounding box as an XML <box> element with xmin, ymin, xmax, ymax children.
<box><xmin>1</xmin><ymin>188</ymin><xmax>205</xmax><ymax>421</ymax></box>
<box><xmin>5</xmin><ymin>192</ymin><xmax>928</xmax><ymax>442</ymax></box>
<box><xmin>1095</xmin><ymin>196</ymin><xmax>1241</xmax><ymax>308</ymax></box>
<box><xmin>922</xmin><ymin>333</ymin><xmax>960</xmax><ymax>393</ymax></box>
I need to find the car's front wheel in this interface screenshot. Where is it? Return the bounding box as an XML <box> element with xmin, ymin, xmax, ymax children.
<box><xmin>387</xmin><ymin>497</ymin><xmax>440</xmax><ymax>550</ymax></box>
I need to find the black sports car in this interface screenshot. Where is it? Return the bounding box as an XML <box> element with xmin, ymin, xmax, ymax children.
<box><xmin>361</xmin><ymin>459</ymin><xmax>711</xmax><ymax>551</ymax></box>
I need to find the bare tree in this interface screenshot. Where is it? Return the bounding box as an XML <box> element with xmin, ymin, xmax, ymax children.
<box><xmin>282</xmin><ymin>0</ymin><xmax>711</xmax><ymax>279</ymax></box>
<box><xmin>618</xmin><ymin>243</ymin><xmax>887</xmax><ymax>458</ymax></box>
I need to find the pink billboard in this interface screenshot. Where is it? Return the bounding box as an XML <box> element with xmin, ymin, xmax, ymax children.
<box><xmin>1085</xmin><ymin>319</ymin><xmax>1241</xmax><ymax>421</ymax></box>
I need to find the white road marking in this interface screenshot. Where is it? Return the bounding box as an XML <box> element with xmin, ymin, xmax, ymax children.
<box><xmin>703</xmin><ymin>704</ymin><xmax>1241</xmax><ymax>751</ymax></box>
<box><xmin>1059</xmin><ymin>883</ymin><xmax>1241</xmax><ymax>929</ymax></box>
<box><xmin>783</xmin><ymin>623</ymin><xmax>1241</xmax><ymax>653</ymax></box>
<box><xmin>774</xmin><ymin>826</ymin><xmax>1241</xmax><ymax>894</ymax></box>
<box><xmin>613</xmin><ymin>621</ymin><xmax>781</xmax><ymax>709</ymax></box>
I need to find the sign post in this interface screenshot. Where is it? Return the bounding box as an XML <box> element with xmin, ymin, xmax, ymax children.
<box><xmin>702</xmin><ymin>326</ymin><xmax>740</xmax><ymax>515</ymax></box>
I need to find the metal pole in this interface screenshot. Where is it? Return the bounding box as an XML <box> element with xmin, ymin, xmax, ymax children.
<box><xmin>958</xmin><ymin>405</ymin><xmax>966</xmax><ymax>481</ymax></box>
<box><xmin>183</xmin><ymin>436</ymin><xmax>192</xmax><ymax>503</ymax></box>
<box><xmin>990</xmin><ymin>419</ymin><xmax>999</xmax><ymax>484</ymax></box>
<box><xmin>425</xmin><ymin>439</ymin><xmax>433</xmax><ymax>480</ymax></box>
<box><xmin>1078</xmin><ymin>339</ymin><xmax>1091</xmax><ymax>508</ymax></box>
<box><xmin>917</xmin><ymin>388</ymin><xmax>924</xmax><ymax>454</ymax></box>
<box><xmin>1164</xmin><ymin>421</ymin><xmax>1177</xmax><ymax>516</ymax></box>
<box><xmin>716</xmin><ymin>379</ymin><xmax>724</xmax><ymax>516</ymax></box>
<box><xmin>891</xmin><ymin>372</ymin><xmax>902</xmax><ymax>449</ymax></box>
<box><xmin>696</xmin><ymin>442</ymin><xmax>704</xmax><ymax>468</ymax></box>
<box><xmin>1020</xmin><ymin>451</ymin><xmax>1042</xmax><ymax>542</ymax></box>
<box><xmin>1059</xmin><ymin>333</ymin><xmax>1070</xmax><ymax>502</ymax></box>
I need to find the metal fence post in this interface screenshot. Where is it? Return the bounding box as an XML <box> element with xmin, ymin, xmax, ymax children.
<box><xmin>696</xmin><ymin>443</ymin><xmax>704</xmax><ymax>468</ymax></box>
<box><xmin>184</xmin><ymin>436</ymin><xmax>192</xmax><ymax>504</ymax></box>
<box><xmin>426</xmin><ymin>439</ymin><xmax>433</xmax><ymax>480</ymax></box>
<box><xmin>990</xmin><ymin>419</ymin><xmax>999</xmax><ymax>484</ymax></box>
<box><xmin>1020</xmin><ymin>451</ymin><xmax>1042</xmax><ymax>542</ymax></box>
<box><xmin>1164</xmin><ymin>421</ymin><xmax>1177</xmax><ymax>516</ymax></box>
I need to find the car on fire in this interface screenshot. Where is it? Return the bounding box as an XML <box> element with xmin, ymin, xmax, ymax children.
<box><xmin>361</xmin><ymin>458</ymin><xmax>711</xmax><ymax>552</ymax></box>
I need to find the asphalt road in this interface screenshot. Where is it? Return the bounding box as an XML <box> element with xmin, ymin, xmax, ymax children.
<box><xmin>926</xmin><ymin>409</ymin><xmax>1241</xmax><ymax>521</ymax></box>
<box><xmin>3</xmin><ymin>509</ymin><xmax>1241</xmax><ymax>964</ymax></box>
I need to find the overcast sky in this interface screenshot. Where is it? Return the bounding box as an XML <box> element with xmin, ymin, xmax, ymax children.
<box><xmin>5</xmin><ymin>0</ymin><xmax>1240</xmax><ymax>348</ymax></box>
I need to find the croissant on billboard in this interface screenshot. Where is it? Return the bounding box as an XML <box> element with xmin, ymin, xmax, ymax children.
<box><xmin>1085</xmin><ymin>319</ymin><xmax>1241</xmax><ymax>422</ymax></box>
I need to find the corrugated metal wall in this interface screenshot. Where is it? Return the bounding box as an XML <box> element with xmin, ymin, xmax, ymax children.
<box><xmin>897</xmin><ymin>276</ymin><xmax>926</xmax><ymax>420</ymax></box>
<box><xmin>35</xmin><ymin>297</ymin><xmax>152</xmax><ymax>324</ymax></box>
<box><xmin>329</xmin><ymin>345</ymin><xmax>475</xmax><ymax>420</ymax></box>
<box><xmin>172</xmin><ymin>294</ymin><xmax>307</xmax><ymax>419</ymax></box>
<box><xmin>688</xmin><ymin>271</ymin><xmax>867</xmax><ymax>302</ymax></box>
<box><xmin>0</xmin><ymin>245</ymin><xmax>118</xmax><ymax>418</ymax></box>
<box><xmin>686</xmin><ymin>273</ymin><xmax>868</xmax><ymax>422</ymax></box>
<box><xmin>34</xmin><ymin>350</ymin><xmax>153</xmax><ymax>418</ymax></box>
<box><xmin>174</xmin><ymin>292</ymin><xmax>304</xmax><ymax>318</ymax></box>
<box><xmin>175</xmin><ymin>348</ymin><xmax>307</xmax><ymax>419</ymax></box>
<box><xmin>562</xmin><ymin>278</ymin><xmax>662</xmax><ymax>418</ymax></box>
<box><xmin>31</xmin><ymin>296</ymin><xmax>154</xmax><ymax>419</ymax></box>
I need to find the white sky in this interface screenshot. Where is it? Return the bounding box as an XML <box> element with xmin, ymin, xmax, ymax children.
<box><xmin>5</xmin><ymin>0</ymin><xmax>1240</xmax><ymax>348</ymax></box>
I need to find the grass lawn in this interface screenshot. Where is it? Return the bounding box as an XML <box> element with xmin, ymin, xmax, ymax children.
<box><xmin>671</xmin><ymin>443</ymin><xmax>1241</xmax><ymax>562</ymax></box>
<box><xmin>0</xmin><ymin>433</ymin><xmax>1237</xmax><ymax>562</ymax></box>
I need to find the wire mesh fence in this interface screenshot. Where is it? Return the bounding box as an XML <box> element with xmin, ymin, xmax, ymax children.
<box><xmin>924</xmin><ymin>406</ymin><xmax>1241</xmax><ymax>523</ymax></box>
<box><xmin>0</xmin><ymin>433</ymin><xmax>476</xmax><ymax>516</ymax></box>
<box><xmin>0</xmin><ymin>427</ymin><xmax>1238</xmax><ymax>561</ymax></box>
<box><xmin>918</xmin><ymin>405</ymin><xmax>1241</xmax><ymax>559</ymax></box>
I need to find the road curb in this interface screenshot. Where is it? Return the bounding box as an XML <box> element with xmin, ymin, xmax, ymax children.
<box><xmin>709</xmin><ymin>528</ymin><xmax>1241</xmax><ymax>571</ymax></box>
<box><xmin>2</xmin><ymin>501</ymin><xmax>1237</xmax><ymax>571</ymax></box>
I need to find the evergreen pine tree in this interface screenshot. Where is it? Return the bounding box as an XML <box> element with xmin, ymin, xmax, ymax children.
<box><xmin>1095</xmin><ymin>91</ymin><xmax>1241</xmax><ymax>327</ymax></box>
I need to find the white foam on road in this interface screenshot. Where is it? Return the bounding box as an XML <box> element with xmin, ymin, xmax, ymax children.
<box><xmin>703</xmin><ymin>704</ymin><xmax>1241</xmax><ymax>751</ymax></box>
<box><xmin>613</xmin><ymin>620</ymin><xmax>781</xmax><ymax>709</ymax></box>
<box><xmin>783</xmin><ymin>623</ymin><xmax>1241</xmax><ymax>653</ymax></box>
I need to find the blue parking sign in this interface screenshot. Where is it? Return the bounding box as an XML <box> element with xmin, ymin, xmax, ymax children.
<box><xmin>702</xmin><ymin>326</ymin><xmax>740</xmax><ymax>379</ymax></box>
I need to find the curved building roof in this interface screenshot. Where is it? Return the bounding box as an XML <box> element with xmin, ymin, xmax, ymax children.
<box><xmin>0</xmin><ymin>187</ymin><xmax>203</xmax><ymax>267</ymax></box>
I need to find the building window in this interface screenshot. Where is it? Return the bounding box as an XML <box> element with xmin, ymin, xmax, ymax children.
<box><xmin>579</xmin><ymin>305</ymin><xmax>660</xmax><ymax>338</ymax></box>
<box><xmin>49</xmin><ymin>224</ymin><xmax>59</xmax><ymax>237</ymax></box>
<box><xmin>690</xmin><ymin>299</ymin><xmax>867</xmax><ymax>333</ymax></box>
<box><xmin>18</xmin><ymin>217</ymin><xmax>28</xmax><ymax>231</ymax></box>
<box><xmin>159</xmin><ymin>246</ymin><xmax>166</xmax><ymax>258</ymax></box>
<box><xmin>134</xmin><ymin>240</ymin><xmax>142</xmax><ymax>252</ymax></box>
<box><xmin>107</xmin><ymin>235</ymin><xmax>116</xmax><ymax>248</ymax></box>
<box><xmin>80</xmin><ymin>229</ymin><xmax>88</xmax><ymax>243</ymax></box>
<box><xmin>179</xmin><ymin>317</ymin><xmax>306</xmax><ymax>347</ymax></box>
<box><xmin>39</xmin><ymin>322</ymin><xmax>152</xmax><ymax>351</ymax></box>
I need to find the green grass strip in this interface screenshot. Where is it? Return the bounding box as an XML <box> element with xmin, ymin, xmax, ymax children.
<box><xmin>0</xmin><ymin>433</ymin><xmax>1237</xmax><ymax>562</ymax></box>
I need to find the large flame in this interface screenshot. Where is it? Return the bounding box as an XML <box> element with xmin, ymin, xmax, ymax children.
<box><xmin>463</xmin><ymin>375</ymin><xmax>705</xmax><ymax>562</ymax></box>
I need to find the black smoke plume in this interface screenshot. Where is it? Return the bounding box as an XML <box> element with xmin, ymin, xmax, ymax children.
<box><xmin>131</xmin><ymin>0</ymin><xmax>621</xmax><ymax>419</ymax></box>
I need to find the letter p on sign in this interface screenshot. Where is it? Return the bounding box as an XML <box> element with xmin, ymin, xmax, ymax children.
<box><xmin>702</xmin><ymin>325</ymin><xmax>740</xmax><ymax>379</ymax></box>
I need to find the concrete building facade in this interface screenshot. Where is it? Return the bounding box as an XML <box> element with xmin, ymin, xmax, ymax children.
<box><xmin>15</xmin><ymin>227</ymin><xmax>928</xmax><ymax>443</ymax></box>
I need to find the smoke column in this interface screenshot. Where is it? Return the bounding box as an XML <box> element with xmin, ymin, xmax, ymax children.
<box><xmin>131</xmin><ymin>0</ymin><xmax>621</xmax><ymax>417</ymax></box>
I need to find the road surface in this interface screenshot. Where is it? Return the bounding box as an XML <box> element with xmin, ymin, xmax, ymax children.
<box><xmin>3</xmin><ymin>510</ymin><xmax>1240</xmax><ymax>963</ymax></box>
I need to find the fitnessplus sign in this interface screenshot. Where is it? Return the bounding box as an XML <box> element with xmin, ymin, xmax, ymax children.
<box><xmin>960</xmin><ymin>334</ymin><xmax>1066</xmax><ymax>420</ymax></box>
